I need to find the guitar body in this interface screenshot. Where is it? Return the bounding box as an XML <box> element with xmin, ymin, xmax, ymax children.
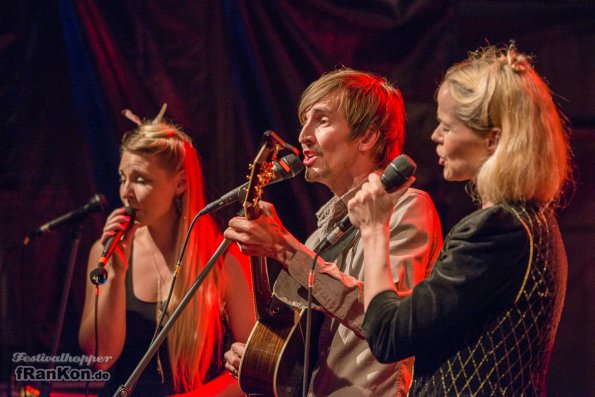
<box><xmin>239</xmin><ymin>307</ymin><xmax>306</xmax><ymax>397</ymax></box>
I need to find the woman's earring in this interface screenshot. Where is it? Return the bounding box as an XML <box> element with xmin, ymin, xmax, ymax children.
<box><xmin>175</xmin><ymin>195</ymin><xmax>183</xmax><ymax>214</ymax></box>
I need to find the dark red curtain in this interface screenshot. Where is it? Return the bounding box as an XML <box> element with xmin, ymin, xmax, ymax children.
<box><xmin>1</xmin><ymin>1</ymin><xmax>593</xmax><ymax>395</ymax></box>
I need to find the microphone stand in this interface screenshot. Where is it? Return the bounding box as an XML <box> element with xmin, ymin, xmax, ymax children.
<box><xmin>40</xmin><ymin>223</ymin><xmax>84</xmax><ymax>397</ymax></box>
<box><xmin>113</xmin><ymin>238</ymin><xmax>232</xmax><ymax>397</ymax></box>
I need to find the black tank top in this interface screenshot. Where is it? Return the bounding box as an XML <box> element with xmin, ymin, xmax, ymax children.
<box><xmin>102</xmin><ymin>251</ymin><xmax>231</xmax><ymax>396</ymax></box>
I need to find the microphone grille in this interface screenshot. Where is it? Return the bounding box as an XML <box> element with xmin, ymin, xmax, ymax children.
<box><xmin>273</xmin><ymin>154</ymin><xmax>304</xmax><ymax>180</ymax></box>
<box><xmin>381</xmin><ymin>154</ymin><xmax>417</xmax><ymax>192</ymax></box>
<box><xmin>88</xmin><ymin>194</ymin><xmax>108</xmax><ymax>212</ymax></box>
<box><xmin>124</xmin><ymin>206</ymin><xmax>137</xmax><ymax>222</ymax></box>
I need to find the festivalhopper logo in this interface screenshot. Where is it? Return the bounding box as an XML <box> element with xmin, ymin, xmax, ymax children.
<box><xmin>12</xmin><ymin>352</ymin><xmax>111</xmax><ymax>382</ymax></box>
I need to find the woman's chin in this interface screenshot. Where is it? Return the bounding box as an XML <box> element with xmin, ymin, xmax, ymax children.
<box><xmin>443</xmin><ymin>169</ymin><xmax>467</xmax><ymax>182</ymax></box>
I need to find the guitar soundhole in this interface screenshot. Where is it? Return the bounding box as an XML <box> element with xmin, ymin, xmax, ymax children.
<box><xmin>269</xmin><ymin>299</ymin><xmax>294</xmax><ymax>321</ymax></box>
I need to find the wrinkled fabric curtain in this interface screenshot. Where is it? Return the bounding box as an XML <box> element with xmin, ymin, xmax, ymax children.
<box><xmin>1</xmin><ymin>1</ymin><xmax>593</xmax><ymax>395</ymax></box>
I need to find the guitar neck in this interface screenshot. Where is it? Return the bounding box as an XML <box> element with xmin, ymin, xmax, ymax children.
<box><xmin>241</xmin><ymin>137</ymin><xmax>292</xmax><ymax>323</ymax></box>
<box><xmin>250</xmin><ymin>256</ymin><xmax>276</xmax><ymax>321</ymax></box>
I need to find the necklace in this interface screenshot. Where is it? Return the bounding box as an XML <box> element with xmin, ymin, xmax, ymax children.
<box><xmin>149</xmin><ymin>243</ymin><xmax>172</xmax><ymax>385</ymax></box>
<box><xmin>150</xmin><ymin>247</ymin><xmax>170</xmax><ymax>314</ymax></box>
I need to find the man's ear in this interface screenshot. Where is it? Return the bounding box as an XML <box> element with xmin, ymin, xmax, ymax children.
<box><xmin>175</xmin><ymin>169</ymin><xmax>187</xmax><ymax>195</ymax></box>
<box><xmin>359</xmin><ymin>128</ymin><xmax>380</xmax><ymax>153</ymax></box>
<box><xmin>486</xmin><ymin>127</ymin><xmax>501</xmax><ymax>154</ymax></box>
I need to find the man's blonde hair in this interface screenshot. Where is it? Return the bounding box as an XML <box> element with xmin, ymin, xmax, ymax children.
<box><xmin>298</xmin><ymin>68</ymin><xmax>406</xmax><ymax>167</ymax></box>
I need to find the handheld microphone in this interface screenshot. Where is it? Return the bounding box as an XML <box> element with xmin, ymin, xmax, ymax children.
<box><xmin>198</xmin><ymin>153</ymin><xmax>304</xmax><ymax>216</ymax></box>
<box><xmin>314</xmin><ymin>154</ymin><xmax>417</xmax><ymax>253</ymax></box>
<box><xmin>90</xmin><ymin>206</ymin><xmax>136</xmax><ymax>286</ymax></box>
<box><xmin>24</xmin><ymin>194</ymin><xmax>108</xmax><ymax>245</ymax></box>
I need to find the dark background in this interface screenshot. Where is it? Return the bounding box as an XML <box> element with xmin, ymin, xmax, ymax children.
<box><xmin>1</xmin><ymin>1</ymin><xmax>593</xmax><ymax>395</ymax></box>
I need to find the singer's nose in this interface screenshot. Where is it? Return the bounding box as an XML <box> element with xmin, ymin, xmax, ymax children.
<box><xmin>298</xmin><ymin>123</ymin><xmax>315</xmax><ymax>146</ymax></box>
<box><xmin>431</xmin><ymin>124</ymin><xmax>443</xmax><ymax>143</ymax></box>
<box><xmin>120</xmin><ymin>181</ymin><xmax>134</xmax><ymax>203</ymax></box>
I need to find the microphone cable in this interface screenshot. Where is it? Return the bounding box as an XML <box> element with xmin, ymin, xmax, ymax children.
<box><xmin>302</xmin><ymin>251</ymin><xmax>321</xmax><ymax>397</ymax></box>
<box><xmin>91</xmin><ymin>208</ymin><xmax>136</xmax><ymax>395</ymax></box>
<box><xmin>88</xmin><ymin>286</ymin><xmax>99</xmax><ymax>397</ymax></box>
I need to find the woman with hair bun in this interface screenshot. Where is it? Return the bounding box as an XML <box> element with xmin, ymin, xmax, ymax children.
<box><xmin>79</xmin><ymin>105</ymin><xmax>254</xmax><ymax>396</ymax></box>
<box><xmin>351</xmin><ymin>44</ymin><xmax>572</xmax><ymax>396</ymax></box>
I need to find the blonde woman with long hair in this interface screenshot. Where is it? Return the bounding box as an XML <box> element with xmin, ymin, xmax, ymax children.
<box><xmin>79</xmin><ymin>105</ymin><xmax>254</xmax><ymax>396</ymax></box>
<box><xmin>352</xmin><ymin>44</ymin><xmax>572</xmax><ymax>396</ymax></box>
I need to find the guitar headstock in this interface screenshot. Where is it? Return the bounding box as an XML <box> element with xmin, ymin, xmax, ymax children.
<box><xmin>242</xmin><ymin>131</ymin><xmax>284</xmax><ymax>220</ymax></box>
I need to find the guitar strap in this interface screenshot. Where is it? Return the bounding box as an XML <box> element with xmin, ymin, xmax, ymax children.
<box><xmin>268</xmin><ymin>226</ymin><xmax>359</xmax><ymax>370</ymax></box>
<box><xmin>317</xmin><ymin>227</ymin><xmax>358</xmax><ymax>263</ymax></box>
<box><xmin>307</xmin><ymin>227</ymin><xmax>361</xmax><ymax>382</ymax></box>
<box><xmin>270</xmin><ymin>225</ymin><xmax>358</xmax><ymax>314</ymax></box>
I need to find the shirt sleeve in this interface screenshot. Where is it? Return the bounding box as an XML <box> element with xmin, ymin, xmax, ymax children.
<box><xmin>279</xmin><ymin>189</ymin><xmax>442</xmax><ymax>338</ymax></box>
<box><xmin>363</xmin><ymin>205</ymin><xmax>531</xmax><ymax>363</ymax></box>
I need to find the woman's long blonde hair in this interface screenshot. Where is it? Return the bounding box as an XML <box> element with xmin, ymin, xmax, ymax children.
<box><xmin>442</xmin><ymin>44</ymin><xmax>572</xmax><ymax>206</ymax></box>
<box><xmin>121</xmin><ymin>105</ymin><xmax>226</xmax><ymax>391</ymax></box>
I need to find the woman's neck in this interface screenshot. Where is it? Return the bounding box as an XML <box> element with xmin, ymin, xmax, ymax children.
<box><xmin>482</xmin><ymin>200</ymin><xmax>494</xmax><ymax>209</ymax></box>
<box><xmin>148</xmin><ymin>211</ymin><xmax>180</xmax><ymax>264</ymax></box>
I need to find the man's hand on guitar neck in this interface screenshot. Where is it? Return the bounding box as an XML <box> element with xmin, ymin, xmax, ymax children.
<box><xmin>224</xmin><ymin>201</ymin><xmax>301</xmax><ymax>265</ymax></box>
<box><xmin>224</xmin><ymin>342</ymin><xmax>245</xmax><ymax>379</ymax></box>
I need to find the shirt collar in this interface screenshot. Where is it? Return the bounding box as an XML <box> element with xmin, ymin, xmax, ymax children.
<box><xmin>315</xmin><ymin>179</ymin><xmax>368</xmax><ymax>233</ymax></box>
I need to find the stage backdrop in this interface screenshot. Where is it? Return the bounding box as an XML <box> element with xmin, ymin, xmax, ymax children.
<box><xmin>1</xmin><ymin>1</ymin><xmax>593</xmax><ymax>395</ymax></box>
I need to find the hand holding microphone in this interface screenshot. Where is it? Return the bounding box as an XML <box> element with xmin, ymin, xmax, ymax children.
<box><xmin>90</xmin><ymin>206</ymin><xmax>137</xmax><ymax>286</ymax></box>
<box><xmin>348</xmin><ymin>155</ymin><xmax>416</xmax><ymax>232</ymax></box>
<box><xmin>314</xmin><ymin>155</ymin><xmax>416</xmax><ymax>253</ymax></box>
<box><xmin>348</xmin><ymin>172</ymin><xmax>414</xmax><ymax>232</ymax></box>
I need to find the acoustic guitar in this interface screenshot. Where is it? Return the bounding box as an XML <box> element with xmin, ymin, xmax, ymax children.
<box><xmin>238</xmin><ymin>131</ymin><xmax>306</xmax><ymax>397</ymax></box>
